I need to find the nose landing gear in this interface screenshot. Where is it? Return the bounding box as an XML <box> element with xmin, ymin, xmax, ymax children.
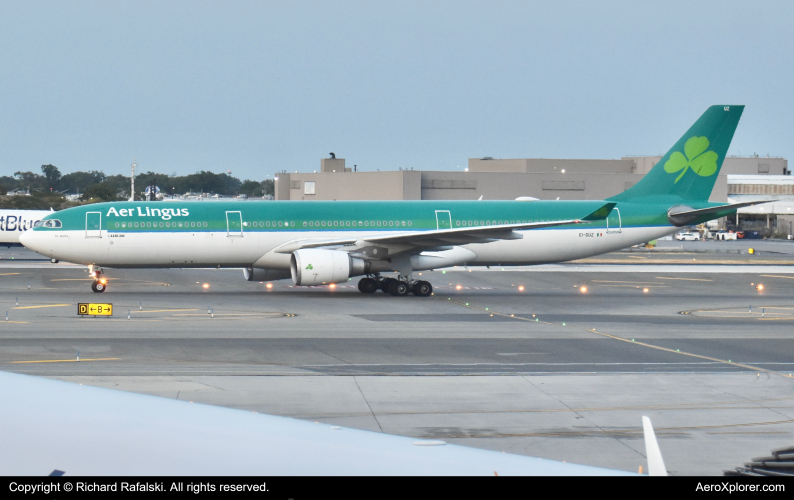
<box><xmin>89</xmin><ymin>266</ymin><xmax>108</xmax><ymax>293</ymax></box>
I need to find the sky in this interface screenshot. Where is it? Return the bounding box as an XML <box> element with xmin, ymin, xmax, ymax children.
<box><xmin>1</xmin><ymin>0</ymin><xmax>792</xmax><ymax>181</ymax></box>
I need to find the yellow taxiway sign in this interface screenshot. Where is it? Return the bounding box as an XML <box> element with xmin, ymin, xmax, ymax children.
<box><xmin>77</xmin><ymin>303</ymin><xmax>113</xmax><ymax>316</ymax></box>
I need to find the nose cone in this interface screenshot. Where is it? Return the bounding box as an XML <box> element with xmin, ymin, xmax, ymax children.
<box><xmin>19</xmin><ymin>230</ymin><xmax>40</xmax><ymax>251</ymax></box>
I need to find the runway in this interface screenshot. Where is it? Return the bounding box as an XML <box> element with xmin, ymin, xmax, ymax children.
<box><xmin>1</xmin><ymin>245</ymin><xmax>794</xmax><ymax>475</ymax></box>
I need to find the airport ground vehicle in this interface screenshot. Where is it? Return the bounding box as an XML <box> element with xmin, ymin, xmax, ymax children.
<box><xmin>674</xmin><ymin>231</ymin><xmax>701</xmax><ymax>241</ymax></box>
<box><xmin>21</xmin><ymin>105</ymin><xmax>768</xmax><ymax>296</ymax></box>
<box><xmin>714</xmin><ymin>230</ymin><xmax>738</xmax><ymax>241</ymax></box>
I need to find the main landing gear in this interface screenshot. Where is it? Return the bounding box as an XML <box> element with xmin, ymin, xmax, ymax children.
<box><xmin>89</xmin><ymin>266</ymin><xmax>108</xmax><ymax>293</ymax></box>
<box><xmin>357</xmin><ymin>275</ymin><xmax>433</xmax><ymax>297</ymax></box>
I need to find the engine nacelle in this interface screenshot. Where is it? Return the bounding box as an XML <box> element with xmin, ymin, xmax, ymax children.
<box><xmin>243</xmin><ymin>268</ymin><xmax>292</xmax><ymax>282</ymax></box>
<box><xmin>290</xmin><ymin>249</ymin><xmax>368</xmax><ymax>286</ymax></box>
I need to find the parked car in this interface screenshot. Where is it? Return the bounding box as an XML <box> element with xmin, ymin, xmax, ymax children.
<box><xmin>714</xmin><ymin>230</ymin><xmax>738</xmax><ymax>241</ymax></box>
<box><xmin>737</xmin><ymin>231</ymin><xmax>762</xmax><ymax>239</ymax></box>
<box><xmin>675</xmin><ymin>231</ymin><xmax>701</xmax><ymax>241</ymax></box>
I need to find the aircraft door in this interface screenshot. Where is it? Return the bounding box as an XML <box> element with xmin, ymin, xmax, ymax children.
<box><xmin>606</xmin><ymin>208</ymin><xmax>622</xmax><ymax>233</ymax></box>
<box><xmin>86</xmin><ymin>212</ymin><xmax>101</xmax><ymax>238</ymax></box>
<box><xmin>435</xmin><ymin>210</ymin><xmax>452</xmax><ymax>230</ymax></box>
<box><xmin>226</xmin><ymin>211</ymin><xmax>243</xmax><ymax>237</ymax></box>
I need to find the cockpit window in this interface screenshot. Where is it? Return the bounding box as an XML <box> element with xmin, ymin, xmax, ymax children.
<box><xmin>35</xmin><ymin>220</ymin><xmax>62</xmax><ymax>228</ymax></box>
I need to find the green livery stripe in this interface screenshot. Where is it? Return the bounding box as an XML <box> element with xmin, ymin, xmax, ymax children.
<box><xmin>33</xmin><ymin>199</ymin><xmax>729</xmax><ymax>234</ymax></box>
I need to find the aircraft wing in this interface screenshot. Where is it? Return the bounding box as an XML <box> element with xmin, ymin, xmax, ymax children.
<box><xmin>275</xmin><ymin>202</ymin><xmax>615</xmax><ymax>254</ymax></box>
<box><xmin>0</xmin><ymin>371</ymin><xmax>632</xmax><ymax>476</ymax></box>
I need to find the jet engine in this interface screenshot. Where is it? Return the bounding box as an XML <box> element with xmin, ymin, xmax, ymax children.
<box><xmin>290</xmin><ymin>249</ymin><xmax>368</xmax><ymax>286</ymax></box>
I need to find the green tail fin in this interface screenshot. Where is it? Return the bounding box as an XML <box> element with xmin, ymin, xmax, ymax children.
<box><xmin>609</xmin><ymin>105</ymin><xmax>744</xmax><ymax>202</ymax></box>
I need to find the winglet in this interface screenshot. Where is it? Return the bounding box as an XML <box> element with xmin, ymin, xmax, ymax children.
<box><xmin>582</xmin><ymin>202</ymin><xmax>617</xmax><ymax>221</ymax></box>
<box><xmin>642</xmin><ymin>416</ymin><xmax>667</xmax><ymax>476</ymax></box>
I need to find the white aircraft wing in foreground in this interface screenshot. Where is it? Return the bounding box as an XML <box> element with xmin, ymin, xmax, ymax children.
<box><xmin>0</xmin><ymin>371</ymin><xmax>640</xmax><ymax>476</ymax></box>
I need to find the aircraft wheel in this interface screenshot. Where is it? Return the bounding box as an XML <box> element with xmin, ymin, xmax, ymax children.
<box><xmin>358</xmin><ymin>278</ymin><xmax>379</xmax><ymax>294</ymax></box>
<box><xmin>389</xmin><ymin>281</ymin><xmax>409</xmax><ymax>296</ymax></box>
<box><xmin>91</xmin><ymin>281</ymin><xmax>106</xmax><ymax>293</ymax></box>
<box><xmin>50</xmin><ymin>258</ymin><xmax>59</xmax><ymax>264</ymax></box>
<box><xmin>380</xmin><ymin>278</ymin><xmax>395</xmax><ymax>293</ymax></box>
<box><xmin>412</xmin><ymin>281</ymin><xmax>432</xmax><ymax>297</ymax></box>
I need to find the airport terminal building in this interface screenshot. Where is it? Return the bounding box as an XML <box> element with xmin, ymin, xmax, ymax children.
<box><xmin>276</xmin><ymin>155</ymin><xmax>787</xmax><ymax>202</ymax></box>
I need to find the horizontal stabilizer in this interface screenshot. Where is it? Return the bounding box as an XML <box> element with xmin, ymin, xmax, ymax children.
<box><xmin>667</xmin><ymin>200</ymin><xmax>773</xmax><ymax>227</ymax></box>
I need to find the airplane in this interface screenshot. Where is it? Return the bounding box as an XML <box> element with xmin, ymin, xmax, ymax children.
<box><xmin>0</xmin><ymin>209</ymin><xmax>53</xmax><ymax>246</ymax></box>
<box><xmin>20</xmin><ymin>105</ymin><xmax>765</xmax><ymax>295</ymax></box>
<box><xmin>0</xmin><ymin>370</ymin><xmax>666</xmax><ymax>475</ymax></box>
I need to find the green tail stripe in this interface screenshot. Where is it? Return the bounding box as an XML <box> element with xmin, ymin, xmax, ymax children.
<box><xmin>609</xmin><ymin>105</ymin><xmax>744</xmax><ymax>202</ymax></box>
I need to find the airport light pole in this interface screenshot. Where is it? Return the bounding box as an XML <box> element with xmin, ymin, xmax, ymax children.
<box><xmin>130</xmin><ymin>161</ymin><xmax>137</xmax><ymax>202</ymax></box>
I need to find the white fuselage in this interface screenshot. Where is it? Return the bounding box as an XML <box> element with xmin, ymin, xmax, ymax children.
<box><xmin>23</xmin><ymin>224</ymin><xmax>678</xmax><ymax>271</ymax></box>
<box><xmin>0</xmin><ymin>209</ymin><xmax>53</xmax><ymax>244</ymax></box>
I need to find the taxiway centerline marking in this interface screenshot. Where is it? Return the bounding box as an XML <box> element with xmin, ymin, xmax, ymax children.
<box><xmin>13</xmin><ymin>304</ymin><xmax>71</xmax><ymax>309</ymax></box>
<box><xmin>585</xmin><ymin>329</ymin><xmax>793</xmax><ymax>379</ymax></box>
<box><xmin>50</xmin><ymin>278</ymin><xmax>114</xmax><ymax>281</ymax></box>
<box><xmin>171</xmin><ymin>313</ymin><xmax>284</xmax><ymax>317</ymax></box>
<box><xmin>130</xmin><ymin>309</ymin><xmax>200</xmax><ymax>313</ymax></box>
<box><xmin>591</xmin><ymin>280</ymin><xmax>664</xmax><ymax>284</ymax></box>
<box><xmin>441</xmin><ymin>297</ymin><xmax>794</xmax><ymax>379</ymax></box>
<box><xmin>10</xmin><ymin>357</ymin><xmax>121</xmax><ymax>364</ymax></box>
<box><xmin>655</xmin><ymin>276</ymin><xmax>713</xmax><ymax>281</ymax></box>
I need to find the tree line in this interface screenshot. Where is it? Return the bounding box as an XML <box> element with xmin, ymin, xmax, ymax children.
<box><xmin>1</xmin><ymin>164</ymin><xmax>275</xmax><ymax>209</ymax></box>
